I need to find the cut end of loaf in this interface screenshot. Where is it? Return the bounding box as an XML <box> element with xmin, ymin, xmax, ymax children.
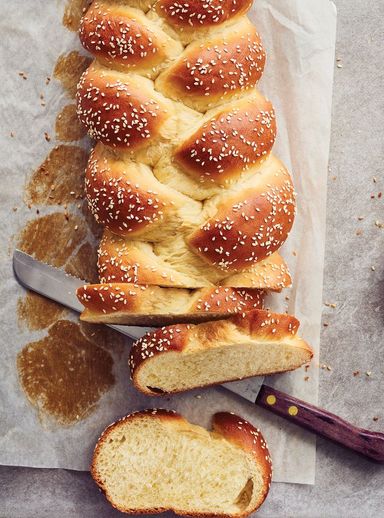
<box><xmin>91</xmin><ymin>409</ymin><xmax>271</xmax><ymax>517</ymax></box>
<box><xmin>129</xmin><ymin>309</ymin><xmax>313</xmax><ymax>394</ymax></box>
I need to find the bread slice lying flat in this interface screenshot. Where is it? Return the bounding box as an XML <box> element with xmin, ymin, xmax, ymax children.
<box><xmin>129</xmin><ymin>309</ymin><xmax>313</xmax><ymax>395</ymax></box>
<box><xmin>91</xmin><ymin>409</ymin><xmax>272</xmax><ymax>517</ymax></box>
<box><xmin>77</xmin><ymin>283</ymin><xmax>263</xmax><ymax>326</ymax></box>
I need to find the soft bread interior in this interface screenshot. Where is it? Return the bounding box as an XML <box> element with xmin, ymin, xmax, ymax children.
<box><xmin>93</xmin><ymin>415</ymin><xmax>263</xmax><ymax>515</ymax></box>
<box><xmin>136</xmin><ymin>337</ymin><xmax>312</xmax><ymax>393</ymax></box>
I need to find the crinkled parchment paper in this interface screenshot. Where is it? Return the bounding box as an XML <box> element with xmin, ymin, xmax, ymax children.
<box><xmin>0</xmin><ymin>0</ymin><xmax>336</xmax><ymax>485</ymax></box>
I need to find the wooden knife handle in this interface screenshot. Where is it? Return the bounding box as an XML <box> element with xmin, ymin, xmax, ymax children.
<box><xmin>256</xmin><ymin>385</ymin><xmax>384</xmax><ymax>463</ymax></box>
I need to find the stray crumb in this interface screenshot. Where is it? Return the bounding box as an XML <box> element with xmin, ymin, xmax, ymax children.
<box><xmin>332</xmin><ymin>176</ymin><xmax>337</xmax><ymax>181</ymax></box>
<box><xmin>337</xmin><ymin>63</ymin><xmax>343</xmax><ymax>69</ymax></box>
<box><xmin>285</xmin><ymin>296</ymin><xmax>290</xmax><ymax>301</ymax></box>
<box><xmin>10</xmin><ymin>132</ymin><xmax>15</xmax><ymax>138</ymax></box>
<box><xmin>44</xmin><ymin>132</ymin><xmax>51</xmax><ymax>142</ymax></box>
<box><xmin>36</xmin><ymin>209</ymin><xmax>40</xmax><ymax>215</ymax></box>
<box><xmin>323</xmin><ymin>322</ymin><xmax>329</xmax><ymax>327</ymax></box>
<box><xmin>13</xmin><ymin>207</ymin><xmax>17</xmax><ymax>212</ymax></box>
<box><xmin>326</xmin><ymin>365</ymin><xmax>332</xmax><ymax>371</ymax></box>
<box><xmin>373</xmin><ymin>177</ymin><xmax>377</xmax><ymax>183</ymax></box>
<box><xmin>195</xmin><ymin>395</ymin><xmax>202</xmax><ymax>399</ymax></box>
<box><xmin>357</xmin><ymin>216</ymin><xmax>364</xmax><ymax>221</ymax></box>
<box><xmin>304</xmin><ymin>376</ymin><xmax>309</xmax><ymax>382</ymax></box>
<box><xmin>375</xmin><ymin>221</ymin><xmax>384</xmax><ymax>229</ymax></box>
<box><xmin>378</xmin><ymin>192</ymin><xmax>382</xmax><ymax>198</ymax></box>
<box><xmin>371</xmin><ymin>194</ymin><xmax>375</xmax><ymax>199</ymax></box>
<box><xmin>371</xmin><ymin>266</ymin><xmax>376</xmax><ymax>271</ymax></box>
<box><xmin>353</xmin><ymin>370</ymin><xmax>360</xmax><ymax>377</ymax></box>
<box><xmin>292</xmin><ymin>250</ymin><xmax>297</xmax><ymax>257</ymax></box>
<box><xmin>18</xmin><ymin>71</ymin><xmax>27</xmax><ymax>80</ymax></box>
<box><xmin>356</xmin><ymin>229</ymin><xmax>362</xmax><ymax>236</ymax></box>
<box><xmin>336</xmin><ymin>57</ymin><xmax>342</xmax><ymax>62</ymax></box>
<box><xmin>46</xmin><ymin>76</ymin><xmax>51</xmax><ymax>85</ymax></box>
<box><xmin>325</xmin><ymin>302</ymin><xmax>337</xmax><ymax>308</ymax></box>
<box><xmin>373</xmin><ymin>417</ymin><xmax>379</xmax><ymax>422</ymax></box>
<box><xmin>366</xmin><ymin>371</ymin><xmax>372</xmax><ymax>377</ymax></box>
<box><xmin>305</xmin><ymin>365</ymin><xmax>310</xmax><ymax>372</ymax></box>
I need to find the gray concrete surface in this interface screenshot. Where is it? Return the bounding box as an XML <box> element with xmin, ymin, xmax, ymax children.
<box><xmin>1</xmin><ymin>0</ymin><xmax>383</xmax><ymax>516</ymax></box>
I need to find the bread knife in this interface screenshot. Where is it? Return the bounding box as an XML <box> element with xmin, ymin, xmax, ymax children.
<box><xmin>13</xmin><ymin>249</ymin><xmax>384</xmax><ymax>462</ymax></box>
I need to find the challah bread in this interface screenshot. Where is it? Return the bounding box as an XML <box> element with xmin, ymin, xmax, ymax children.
<box><xmin>91</xmin><ymin>409</ymin><xmax>272</xmax><ymax>517</ymax></box>
<box><xmin>77</xmin><ymin>0</ymin><xmax>296</xmax><ymax>296</ymax></box>
<box><xmin>129</xmin><ymin>309</ymin><xmax>313</xmax><ymax>394</ymax></box>
<box><xmin>77</xmin><ymin>283</ymin><xmax>263</xmax><ymax>325</ymax></box>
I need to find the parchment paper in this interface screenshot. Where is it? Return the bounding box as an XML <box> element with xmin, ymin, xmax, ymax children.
<box><xmin>0</xmin><ymin>0</ymin><xmax>336</xmax><ymax>485</ymax></box>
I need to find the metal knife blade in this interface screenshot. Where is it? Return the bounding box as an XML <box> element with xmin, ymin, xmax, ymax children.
<box><xmin>221</xmin><ymin>377</ymin><xmax>264</xmax><ymax>403</ymax></box>
<box><xmin>12</xmin><ymin>249</ymin><xmax>149</xmax><ymax>340</ymax></box>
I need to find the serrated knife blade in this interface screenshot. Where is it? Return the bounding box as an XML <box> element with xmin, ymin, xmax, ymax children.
<box><xmin>12</xmin><ymin>249</ymin><xmax>147</xmax><ymax>340</ymax></box>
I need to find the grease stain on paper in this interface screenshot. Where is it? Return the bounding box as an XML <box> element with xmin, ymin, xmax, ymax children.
<box><xmin>17</xmin><ymin>320</ymin><xmax>115</xmax><ymax>426</ymax></box>
<box><xmin>80</xmin><ymin>322</ymin><xmax>126</xmax><ymax>357</ymax></box>
<box><xmin>63</xmin><ymin>0</ymin><xmax>92</xmax><ymax>32</ymax></box>
<box><xmin>56</xmin><ymin>105</ymin><xmax>87</xmax><ymax>142</ymax></box>
<box><xmin>65</xmin><ymin>241</ymin><xmax>99</xmax><ymax>283</ymax></box>
<box><xmin>81</xmin><ymin>201</ymin><xmax>103</xmax><ymax>240</ymax></box>
<box><xmin>54</xmin><ymin>51</ymin><xmax>92</xmax><ymax>98</ymax></box>
<box><xmin>18</xmin><ymin>292</ymin><xmax>66</xmax><ymax>331</ymax></box>
<box><xmin>17</xmin><ymin>213</ymin><xmax>87</xmax><ymax>267</ymax></box>
<box><xmin>25</xmin><ymin>145</ymin><xmax>88</xmax><ymax>206</ymax></box>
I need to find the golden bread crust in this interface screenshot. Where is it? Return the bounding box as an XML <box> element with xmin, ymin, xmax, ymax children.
<box><xmin>77</xmin><ymin>65</ymin><xmax>170</xmax><ymax>149</ymax></box>
<box><xmin>156</xmin><ymin>0</ymin><xmax>252</xmax><ymax>28</ymax></box>
<box><xmin>156</xmin><ymin>19</ymin><xmax>266</xmax><ymax>110</ymax></box>
<box><xmin>189</xmin><ymin>162</ymin><xmax>295</xmax><ymax>269</ymax></box>
<box><xmin>175</xmin><ymin>96</ymin><xmax>276</xmax><ymax>183</ymax></box>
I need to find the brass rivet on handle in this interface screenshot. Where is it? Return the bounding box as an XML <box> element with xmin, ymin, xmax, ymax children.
<box><xmin>266</xmin><ymin>395</ymin><xmax>276</xmax><ymax>405</ymax></box>
<box><xmin>288</xmin><ymin>405</ymin><xmax>299</xmax><ymax>416</ymax></box>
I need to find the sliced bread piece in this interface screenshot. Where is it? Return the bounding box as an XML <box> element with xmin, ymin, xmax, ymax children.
<box><xmin>77</xmin><ymin>283</ymin><xmax>263</xmax><ymax>326</ymax></box>
<box><xmin>129</xmin><ymin>309</ymin><xmax>313</xmax><ymax>394</ymax></box>
<box><xmin>91</xmin><ymin>409</ymin><xmax>272</xmax><ymax>517</ymax></box>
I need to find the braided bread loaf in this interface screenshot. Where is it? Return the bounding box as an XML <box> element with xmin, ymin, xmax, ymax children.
<box><xmin>77</xmin><ymin>0</ymin><xmax>296</xmax><ymax>322</ymax></box>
